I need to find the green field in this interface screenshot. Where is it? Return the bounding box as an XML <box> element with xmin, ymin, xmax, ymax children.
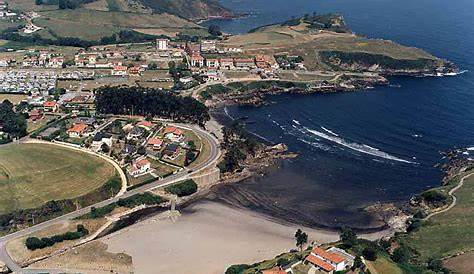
<box><xmin>403</xmin><ymin>172</ymin><xmax>474</xmax><ymax>261</ymax></box>
<box><xmin>0</xmin><ymin>143</ymin><xmax>116</xmax><ymax>214</ymax></box>
<box><xmin>33</xmin><ymin>8</ymin><xmax>201</xmax><ymax>40</ymax></box>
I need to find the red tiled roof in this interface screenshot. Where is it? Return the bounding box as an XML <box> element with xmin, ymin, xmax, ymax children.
<box><xmin>67</xmin><ymin>123</ymin><xmax>87</xmax><ymax>133</ymax></box>
<box><xmin>135</xmin><ymin>159</ymin><xmax>150</xmax><ymax>168</ymax></box>
<box><xmin>305</xmin><ymin>254</ymin><xmax>335</xmax><ymax>272</ymax></box>
<box><xmin>312</xmin><ymin>247</ymin><xmax>345</xmax><ymax>264</ymax></box>
<box><xmin>164</xmin><ymin>126</ymin><xmax>183</xmax><ymax>135</ymax></box>
<box><xmin>147</xmin><ymin>138</ymin><xmax>163</xmax><ymax>146</ymax></box>
<box><xmin>43</xmin><ymin>101</ymin><xmax>57</xmax><ymax>107</ymax></box>
<box><xmin>137</xmin><ymin>121</ymin><xmax>153</xmax><ymax>128</ymax></box>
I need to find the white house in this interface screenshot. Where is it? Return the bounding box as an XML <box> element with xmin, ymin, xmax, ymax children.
<box><xmin>128</xmin><ymin>158</ymin><xmax>151</xmax><ymax>177</ymax></box>
<box><xmin>304</xmin><ymin>246</ymin><xmax>354</xmax><ymax>273</ymax></box>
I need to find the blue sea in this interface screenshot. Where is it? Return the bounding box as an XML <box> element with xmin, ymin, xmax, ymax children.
<box><xmin>204</xmin><ymin>0</ymin><xmax>474</xmax><ymax>229</ymax></box>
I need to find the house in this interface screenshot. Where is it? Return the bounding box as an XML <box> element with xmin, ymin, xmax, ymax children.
<box><xmin>179</xmin><ymin>76</ymin><xmax>194</xmax><ymax>84</ymax></box>
<box><xmin>111</xmin><ymin>65</ymin><xmax>128</xmax><ymax>76</ymax></box>
<box><xmin>48</xmin><ymin>57</ymin><xmax>64</xmax><ymax>68</ymax></box>
<box><xmin>163</xmin><ymin>143</ymin><xmax>180</xmax><ymax>159</ymax></box>
<box><xmin>91</xmin><ymin>132</ymin><xmax>113</xmax><ymax>151</ymax></box>
<box><xmin>136</xmin><ymin>120</ymin><xmax>154</xmax><ymax>131</ymax></box>
<box><xmin>219</xmin><ymin>58</ymin><xmax>235</xmax><ymax>70</ymax></box>
<box><xmin>200</xmin><ymin>40</ymin><xmax>216</xmax><ymax>52</ymax></box>
<box><xmin>164</xmin><ymin>126</ymin><xmax>184</xmax><ymax>142</ymax></box>
<box><xmin>128</xmin><ymin>158</ymin><xmax>151</xmax><ymax>177</ymax></box>
<box><xmin>234</xmin><ymin>58</ymin><xmax>256</xmax><ymax>70</ymax></box>
<box><xmin>127</xmin><ymin>126</ymin><xmax>145</xmax><ymax>140</ymax></box>
<box><xmin>206</xmin><ymin>58</ymin><xmax>219</xmax><ymax>69</ymax></box>
<box><xmin>304</xmin><ymin>246</ymin><xmax>353</xmax><ymax>273</ymax></box>
<box><xmin>204</xmin><ymin>70</ymin><xmax>219</xmax><ymax>81</ymax></box>
<box><xmin>185</xmin><ymin>42</ymin><xmax>200</xmax><ymax>56</ymax></box>
<box><xmin>43</xmin><ymin>101</ymin><xmax>58</xmax><ymax>112</ymax></box>
<box><xmin>29</xmin><ymin>109</ymin><xmax>43</xmax><ymax>121</ymax></box>
<box><xmin>121</xmin><ymin>144</ymin><xmax>135</xmax><ymax>156</ymax></box>
<box><xmin>67</xmin><ymin>123</ymin><xmax>88</xmax><ymax>138</ymax></box>
<box><xmin>128</xmin><ymin>66</ymin><xmax>142</xmax><ymax>76</ymax></box>
<box><xmin>157</xmin><ymin>38</ymin><xmax>169</xmax><ymax>51</ymax></box>
<box><xmin>190</xmin><ymin>54</ymin><xmax>204</xmax><ymax>67</ymax></box>
<box><xmin>147</xmin><ymin>137</ymin><xmax>163</xmax><ymax>150</ymax></box>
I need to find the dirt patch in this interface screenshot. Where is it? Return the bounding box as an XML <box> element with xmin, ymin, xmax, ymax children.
<box><xmin>28</xmin><ymin>240</ymin><xmax>132</xmax><ymax>273</ymax></box>
<box><xmin>444</xmin><ymin>252</ymin><xmax>474</xmax><ymax>274</ymax></box>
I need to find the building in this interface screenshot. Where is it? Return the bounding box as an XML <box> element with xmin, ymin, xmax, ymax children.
<box><xmin>164</xmin><ymin>126</ymin><xmax>184</xmax><ymax>142</ymax></box>
<box><xmin>111</xmin><ymin>65</ymin><xmax>128</xmax><ymax>76</ymax></box>
<box><xmin>91</xmin><ymin>132</ymin><xmax>113</xmax><ymax>151</ymax></box>
<box><xmin>127</xmin><ymin>126</ymin><xmax>145</xmax><ymax>140</ymax></box>
<box><xmin>136</xmin><ymin>120</ymin><xmax>154</xmax><ymax>131</ymax></box>
<box><xmin>43</xmin><ymin>101</ymin><xmax>58</xmax><ymax>112</ymax></box>
<box><xmin>163</xmin><ymin>143</ymin><xmax>180</xmax><ymax>159</ymax></box>
<box><xmin>219</xmin><ymin>58</ymin><xmax>235</xmax><ymax>70</ymax></box>
<box><xmin>185</xmin><ymin>42</ymin><xmax>200</xmax><ymax>56</ymax></box>
<box><xmin>206</xmin><ymin>58</ymin><xmax>220</xmax><ymax>69</ymax></box>
<box><xmin>200</xmin><ymin>40</ymin><xmax>216</xmax><ymax>52</ymax></box>
<box><xmin>304</xmin><ymin>246</ymin><xmax>354</xmax><ymax>273</ymax></box>
<box><xmin>29</xmin><ymin>109</ymin><xmax>43</xmax><ymax>121</ymax></box>
<box><xmin>190</xmin><ymin>54</ymin><xmax>204</xmax><ymax>67</ymax></box>
<box><xmin>234</xmin><ymin>58</ymin><xmax>256</xmax><ymax>70</ymax></box>
<box><xmin>157</xmin><ymin>38</ymin><xmax>169</xmax><ymax>51</ymax></box>
<box><xmin>147</xmin><ymin>137</ymin><xmax>163</xmax><ymax>150</ymax></box>
<box><xmin>128</xmin><ymin>158</ymin><xmax>151</xmax><ymax>177</ymax></box>
<box><xmin>67</xmin><ymin>123</ymin><xmax>88</xmax><ymax>138</ymax></box>
<box><xmin>128</xmin><ymin>66</ymin><xmax>142</xmax><ymax>76</ymax></box>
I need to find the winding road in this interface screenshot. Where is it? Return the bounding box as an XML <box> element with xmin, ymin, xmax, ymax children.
<box><xmin>0</xmin><ymin>123</ymin><xmax>221</xmax><ymax>273</ymax></box>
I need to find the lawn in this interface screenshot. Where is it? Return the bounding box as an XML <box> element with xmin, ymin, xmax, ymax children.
<box><xmin>403</xmin><ymin>172</ymin><xmax>474</xmax><ymax>261</ymax></box>
<box><xmin>0</xmin><ymin>143</ymin><xmax>116</xmax><ymax>214</ymax></box>
<box><xmin>366</xmin><ymin>255</ymin><xmax>403</xmax><ymax>274</ymax></box>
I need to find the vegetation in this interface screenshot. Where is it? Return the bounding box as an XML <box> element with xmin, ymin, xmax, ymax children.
<box><xmin>281</xmin><ymin>13</ymin><xmax>350</xmax><ymax>33</ymax></box>
<box><xmin>294</xmin><ymin>229</ymin><xmax>308</xmax><ymax>251</ymax></box>
<box><xmin>95</xmin><ymin>86</ymin><xmax>210</xmax><ymax>125</ymax></box>
<box><xmin>218</xmin><ymin>123</ymin><xmax>263</xmax><ymax>173</ymax></box>
<box><xmin>164</xmin><ymin>179</ymin><xmax>198</xmax><ymax>197</ymax></box>
<box><xmin>139</xmin><ymin>0</ymin><xmax>231</xmax><ymax>20</ymax></box>
<box><xmin>0</xmin><ymin>144</ymin><xmax>117</xmax><ymax>214</ymax></box>
<box><xmin>320</xmin><ymin>50</ymin><xmax>441</xmax><ymax>72</ymax></box>
<box><xmin>25</xmin><ymin>224</ymin><xmax>89</xmax><ymax>250</ymax></box>
<box><xmin>0</xmin><ymin>100</ymin><xmax>27</xmax><ymax>141</ymax></box>
<box><xmin>80</xmin><ymin>193</ymin><xmax>164</xmax><ymax>219</ymax></box>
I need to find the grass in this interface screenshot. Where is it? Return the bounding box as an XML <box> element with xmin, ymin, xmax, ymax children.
<box><xmin>106</xmin><ymin>0</ymin><xmax>121</xmax><ymax>12</ymax></box>
<box><xmin>33</xmin><ymin>8</ymin><xmax>201</xmax><ymax>40</ymax></box>
<box><xmin>403</xmin><ymin>172</ymin><xmax>474</xmax><ymax>261</ymax></box>
<box><xmin>0</xmin><ymin>143</ymin><xmax>116</xmax><ymax>214</ymax></box>
<box><xmin>0</xmin><ymin>94</ymin><xmax>27</xmax><ymax>105</ymax></box>
<box><xmin>366</xmin><ymin>254</ymin><xmax>403</xmax><ymax>274</ymax></box>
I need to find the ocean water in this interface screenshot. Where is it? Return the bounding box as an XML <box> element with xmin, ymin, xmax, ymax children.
<box><xmin>204</xmin><ymin>0</ymin><xmax>474</xmax><ymax>229</ymax></box>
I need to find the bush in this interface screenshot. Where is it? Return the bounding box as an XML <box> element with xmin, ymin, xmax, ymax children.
<box><xmin>421</xmin><ymin>190</ymin><xmax>448</xmax><ymax>204</ymax></box>
<box><xmin>362</xmin><ymin>247</ymin><xmax>377</xmax><ymax>261</ymax></box>
<box><xmin>391</xmin><ymin>246</ymin><xmax>411</xmax><ymax>263</ymax></box>
<box><xmin>164</xmin><ymin>180</ymin><xmax>198</xmax><ymax>197</ymax></box>
<box><xmin>25</xmin><ymin>224</ymin><xmax>89</xmax><ymax>250</ymax></box>
<box><xmin>225</xmin><ymin>264</ymin><xmax>249</xmax><ymax>274</ymax></box>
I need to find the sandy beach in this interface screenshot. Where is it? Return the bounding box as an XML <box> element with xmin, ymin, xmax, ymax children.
<box><xmin>104</xmin><ymin>200</ymin><xmax>389</xmax><ymax>274</ymax></box>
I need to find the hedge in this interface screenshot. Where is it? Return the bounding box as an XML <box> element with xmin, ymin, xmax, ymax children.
<box><xmin>25</xmin><ymin>224</ymin><xmax>89</xmax><ymax>250</ymax></box>
<box><xmin>164</xmin><ymin>179</ymin><xmax>198</xmax><ymax>197</ymax></box>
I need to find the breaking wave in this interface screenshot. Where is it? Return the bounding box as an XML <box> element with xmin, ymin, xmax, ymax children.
<box><xmin>304</xmin><ymin>127</ymin><xmax>416</xmax><ymax>164</ymax></box>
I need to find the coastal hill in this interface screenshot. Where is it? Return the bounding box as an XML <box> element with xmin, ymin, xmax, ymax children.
<box><xmin>1</xmin><ymin>0</ymin><xmax>226</xmax><ymax>42</ymax></box>
<box><xmin>225</xmin><ymin>14</ymin><xmax>455</xmax><ymax>75</ymax></box>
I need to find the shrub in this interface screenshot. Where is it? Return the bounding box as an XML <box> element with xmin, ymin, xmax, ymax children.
<box><xmin>25</xmin><ymin>224</ymin><xmax>89</xmax><ymax>250</ymax></box>
<box><xmin>164</xmin><ymin>180</ymin><xmax>198</xmax><ymax>197</ymax></box>
<box><xmin>362</xmin><ymin>247</ymin><xmax>377</xmax><ymax>261</ymax></box>
<box><xmin>391</xmin><ymin>246</ymin><xmax>411</xmax><ymax>263</ymax></box>
<box><xmin>225</xmin><ymin>264</ymin><xmax>249</xmax><ymax>274</ymax></box>
<box><xmin>25</xmin><ymin>237</ymin><xmax>46</xmax><ymax>250</ymax></box>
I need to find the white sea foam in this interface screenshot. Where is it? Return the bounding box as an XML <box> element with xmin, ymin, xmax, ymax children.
<box><xmin>304</xmin><ymin>127</ymin><xmax>416</xmax><ymax>164</ymax></box>
<box><xmin>466</xmin><ymin>147</ymin><xmax>474</xmax><ymax>151</ymax></box>
<box><xmin>321</xmin><ymin>126</ymin><xmax>339</xmax><ymax>137</ymax></box>
<box><xmin>292</xmin><ymin>120</ymin><xmax>301</xmax><ymax>125</ymax></box>
<box><xmin>223</xmin><ymin>106</ymin><xmax>234</xmax><ymax>120</ymax></box>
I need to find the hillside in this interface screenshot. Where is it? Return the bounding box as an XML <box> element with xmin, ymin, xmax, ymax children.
<box><xmin>138</xmin><ymin>0</ymin><xmax>233</xmax><ymax>21</ymax></box>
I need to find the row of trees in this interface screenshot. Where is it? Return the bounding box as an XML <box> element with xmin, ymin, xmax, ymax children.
<box><xmin>94</xmin><ymin>86</ymin><xmax>210</xmax><ymax>125</ymax></box>
<box><xmin>0</xmin><ymin>100</ymin><xmax>27</xmax><ymax>141</ymax></box>
<box><xmin>164</xmin><ymin>180</ymin><xmax>198</xmax><ymax>197</ymax></box>
<box><xmin>25</xmin><ymin>224</ymin><xmax>89</xmax><ymax>250</ymax></box>
<box><xmin>0</xmin><ymin>27</ymin><xmax>157</xmax><ymax>48</ymax></box>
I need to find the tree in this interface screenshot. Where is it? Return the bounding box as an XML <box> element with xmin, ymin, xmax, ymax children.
<box><xmin>340</xmin><ymin>227</ymin><xmax>357</xmax><ymax>248</ymax></box>
<box><xmin>148</xmin><ymin>62</ymin><xmax>158</xmax><ymax>70</ymax></box>
<box><xmin>391</xmin><ymin>246</ymin><xmax>410</xmax><ymax>263</ymax></box>
<box><xmin>35</xmin><ymin>0</ymin><xmax>43</xmax><ymax>5</ymax></box>
<box><xmin>352</xmin><ymin>256</ymin><xmax>363</xmax><ymax>270</ymax></box>
<box><xmin>208</xmin><ymin>24</ymin><xmax>222</xmax><ymax>36</ymax></box>
<box><xmin>362</xmin><ymin>247</ymin><xmax>377</xmax><ymax>261</ymax></box>
<box><xmin>294</xmin><ymin>229</ymin><xmax>308</xmax><ymax>251</ymax></box>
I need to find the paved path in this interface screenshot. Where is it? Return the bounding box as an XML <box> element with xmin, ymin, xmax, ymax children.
<box><xmin>0</xmin><ymin>124</ymin><xmax>220</xmax><ymax>273</ymax></box>
<box><xmin>425</xmin><ymin>172</ymin><xmax>474</xmax><ymax>220</ymax></box>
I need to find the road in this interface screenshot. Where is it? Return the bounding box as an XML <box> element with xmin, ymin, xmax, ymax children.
<box><xmin>0</xmin><ymin>123</ymin><xmax>221</xmax><ymax>273</ymax></box>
